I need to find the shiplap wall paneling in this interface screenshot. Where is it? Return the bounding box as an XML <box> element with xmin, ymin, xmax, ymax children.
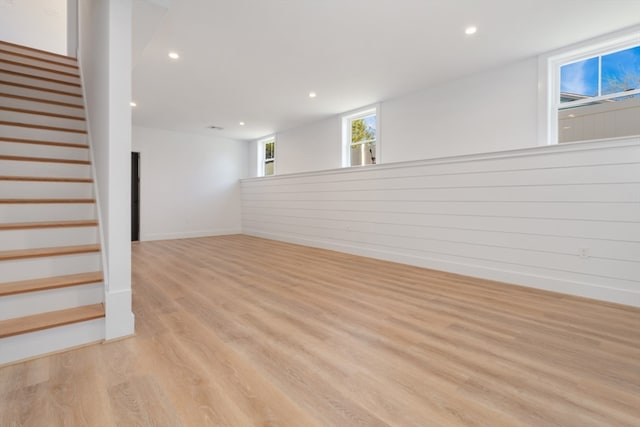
<box><xmin>240</xmin><ymin>137</ymin><xmax>640</xmax><ymax>306</ymax></box>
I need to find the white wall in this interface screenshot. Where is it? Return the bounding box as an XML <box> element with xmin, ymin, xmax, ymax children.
<box><xmin>249</xmin><ymin>57</ymin><xmax>540</xmax><ymax>176</ymax></box>
<box><xmin>241</xmin><ymin>137</ymin><xmax>640</xmax><ymax>307</ymax></box>
<box><xmin>67</xmin><ymin>0</ymin><xmax>78</xmax><ymax>57</ymax></box>
<box><xmin>247</xmin><ymin>116</ymin><xmax>340</xmax><ymax>177</ymax></box>
<box><xmin>132</xmin><ymin>126</ymin><xmax>247</xmax><ymax>241</ymax></box>
<box><xmin>382</xmin><ymin>57</ymin><xmax>539</xmax><ymax>162</ymax></box>
<box><xmin>0</xmin><ymin>0</ymin><xmax>67</xmax><ymax>55</ymax></box>
<box><xmin>276</xmin><ymin>117</ymin><xmax>342</xmax><ymax>175</ymax></box>
<box><xmin>79</xmin><ymin>0</ymin><xmax>134</xmax><ymax>340</ymax></box>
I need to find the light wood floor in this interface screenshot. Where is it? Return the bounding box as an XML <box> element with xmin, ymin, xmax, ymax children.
<box><xmin>1</xmin><ymin>235</ymin><xmax>639</xmax><ymax>426</ymax></box>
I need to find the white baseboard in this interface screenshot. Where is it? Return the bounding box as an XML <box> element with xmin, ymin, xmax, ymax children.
<box><xmin>141</xmin><ymin>228</ymin><xmax>242</xmax><ymax>242</ymax></box>
<box><xmin>104</xmin><ymin>288</ymin><xmax>135</xmax><ymax>340</ymax></box>
<box><xmin>244</xmin><ymin>229</ymin><xmax>640</xmax><ymax>308</ymax></box>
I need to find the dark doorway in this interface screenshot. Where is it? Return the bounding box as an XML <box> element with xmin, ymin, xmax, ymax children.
<box><xmin>131</xmin><ymin>152</ymin><xmax>140</xmax><ymax>241</ymax></box>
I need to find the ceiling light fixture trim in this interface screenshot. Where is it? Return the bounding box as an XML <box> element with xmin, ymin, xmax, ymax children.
<box><xmin>465</xmin><ymin>26</ymin><xmax>478</xmax><ymax>35</ymax></box>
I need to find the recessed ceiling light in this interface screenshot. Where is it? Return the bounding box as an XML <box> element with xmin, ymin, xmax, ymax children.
<box><xmin>465</xmin><ymin>26</ymin><xmax>477</xmax><ymax>35</ymax></box>
<box><xmin>168</xmin><ymin>52</ymin><xmax>179</xmax><ymax>59</ymax></box>
<box><xmin>130</xmin><ymin>102</ymin><xmax>137</xmax><ymax>107</ymax></box>
<box><xmin>309</xmin><ymin>92</ymin><xmax>317</xmax><ymax>98</ymax></box>
<box><xmin>239</xmin><ymin>121</ymin><xmax>245</xmax><ymax>126</ymax></box>
<box><xmin>568</xmin><ymin>114</ymin><xmax>576</xmax><ymax>118</ymax></box>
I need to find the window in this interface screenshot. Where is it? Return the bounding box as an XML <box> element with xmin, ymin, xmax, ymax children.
<box><xmin>342</xmin><ymin>107</ymin><xmax>379</xmax><ymax>167</ymax></box>
<box><xmin>258</xmin><ymin>137</ymin><xmax>275</xmax><ymax>177</ymax></box>
<box><xmin>540</xmin><ymin>28</ymin><xmax>640</xmax><ymax>144</ymax></box>
<box><xmin>560</xmin><ymin>46</ymin><xmax>640</xmax><ymax>102</ymax></box>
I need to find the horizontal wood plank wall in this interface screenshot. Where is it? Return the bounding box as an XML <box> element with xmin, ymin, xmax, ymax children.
<box><xmin>240</xmin><ymin>137</ymin><xmax>640</xmax><ymax>307</ymax></box>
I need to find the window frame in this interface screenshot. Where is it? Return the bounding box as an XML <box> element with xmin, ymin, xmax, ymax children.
<box><xmin>341</xmin><ymin>105</ymin><xmax>380</xmax><ymax>168</ymax></box>
<box><xmin>257</xmin><ymin>136</ymin><xmax>276</xmax><ymax>177</ymax></box>
<box><xmin>538</xmin><ymin>27</ymin><xmax>640</xmax><ymax>145</ymax></box>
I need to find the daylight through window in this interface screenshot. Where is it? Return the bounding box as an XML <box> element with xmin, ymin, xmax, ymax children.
<box><xmin>258</xmin><ymin>138</ymin><xmax>275</xmax><ymax>177</ymax></box>
<box><xmin>554</xmin><ymin>41</ymin><xmax>640</xmax><ymax>143</ymax></box>
<box><xmin>342</xmin><ymin>108</ymin><xmax>378</xmax><ymax>167</ymax></box>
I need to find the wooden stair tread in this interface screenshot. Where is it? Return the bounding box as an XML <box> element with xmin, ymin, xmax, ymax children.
<box><xmin>0</xmin><ymin>175</ymin><xmax>92</xmax><ymax>183</ymax></box>
<box><xmin>0</xmin><ymin>80</ymin><xmax>82</xmax><ymax>97</ymax></box>
<box><xmin>0</xmin><ymin>48</ymin><xmax>79</xmax><ymax>70</ymax></box>
<box><xmin>0</xmin><ymin>304</ymin><xmax>104</xmax><ymax>339</ymax></box>
<box><xmin>0</xmin><ymin>93</ymin><xmax>84</xmax><ymax>109</ymax></box>
<box><xmin>0</xmin><ymin>106</ymin><xmax>85</xmax><ymax>121</ymax></box>
<box><xmin>0</xmin><ymin>220</ymin><xmax>98</xmax><ymax>231</ymax></box>
<box><xmin>0</xmin><ymin>272</ymin><xmax>103</xmax><ymax>297</ymax></box>
<box><xmin>0</xmin><ymin>136</ymin><xmax>88</xmax><ymax>148</ymax></box>
<box><xmin>0</xmin><ymin>58</ymin><xmax>80</xmax><ymax>77</ymax></box>
<box><xmin>0</xmin><ymin>69</ymin><xmax>81</xmax><ymax>87</ymax></box>
<box><xmin>0</xmin><ymin>121</ymin><xmax>87</xmax><ymax>134</ymax></box>
<box><xmin>0</xmin><ymin>198</ymin><xmax>95</xmax><ymax>204</ymax></box>
<box><xmin>0</xmin><ymin>40</ymin><xmax>78</xmax><ymax>62</ymax></box>
<box><xmin>0</xmin><ymin>244</ymin><xmax>100</xmax><ymax>261</ymax></box>
<box><xmin>0</xmin><ymin>155</ymin><xmax>90</xmax><ymax>164</ymax></box>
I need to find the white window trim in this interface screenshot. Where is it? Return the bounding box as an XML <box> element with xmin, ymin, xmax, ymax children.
<box><xmin>537</xmin><ymin>26</ymin><xmax>640</xmax><ymax>146</ymax></box>
<box><xmin>341</xmin><ymin>105</ymin><xmax>381</xmax><ymax>167</ymax></box>
<box><xmin>257</xmin><ymin>136</ymin><xmax>276</xmax><ymax>177</ymax></box>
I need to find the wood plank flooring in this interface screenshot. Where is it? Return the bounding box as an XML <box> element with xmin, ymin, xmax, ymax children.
<box><xmin>1</xmin><ymin>234</ymin><xmax>639</xmax><ymax>426</ymax></box>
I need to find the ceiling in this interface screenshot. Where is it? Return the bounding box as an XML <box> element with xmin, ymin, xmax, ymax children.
<box><xmin>131</xmin><ymin>0</ymin><xmax>640</xmax><ymax>141</ymax></box>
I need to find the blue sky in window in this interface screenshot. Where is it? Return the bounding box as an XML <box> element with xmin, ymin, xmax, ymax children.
<box><xmin>561</xmin><ymin>57</ymin><xmax>598</xmax><ymax>97</ymax></box>
<box><xmin>602</xmin><ymin>45</ymin><xmax>640</xmax><ymax>94</ymax></box>
<box><xmin>561</xmin><ymin>45</ymin><xmax>640</xmax><ymax>98</ymax></box>
<box><xmin>363</xmin><ymin>115</ymin><xmax>376</xmax><ymax>133</ymax></box>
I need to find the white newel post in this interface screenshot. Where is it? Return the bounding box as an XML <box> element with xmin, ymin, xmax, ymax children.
<box><xmin>104</xmin><ymin>0</ymin><xmax>134</xmax><ymax>340</ymax></box>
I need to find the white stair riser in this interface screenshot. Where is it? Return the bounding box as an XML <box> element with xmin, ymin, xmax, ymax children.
<box><xmin>0</xmin><ymin>160</ymin><xmax>91</xmax><ymax>178</ymax></box>
<box><xmin>0</xmin><ymin>227</ymin><xmax>98</xmax><ymax>251</ymax></box>
<box><xmin>0</xmin><ymin>95</ymin><xmax>85</xmax><ymax>117</ymax></box>
<box><xmin>0</xmin><ymin>203</ymin><xmax>96</xmax><ymax>222</ymax></box>
<box><xmin>0</xmin><ymin>72</ymin><xmax>82</xmax><ymax>95</ymax></box>
<box><xmin>0</xmin><ymin>141</ymin><xmax>89</xmax><ymax>160</ymax></box>
<box><xmin>0</xmin><ymin>318</ymin><xmax>104</xmax><ymax>365</ymax></box>
<box><xmin>0</xmin><ymin>44</ymin><xmax>78</xmax><ymax>67</ymax></box>
<box><xmin>0</xmin><ymin>82</ymin><xmax>84</xmax><ymax>105</ymax></box>
<box><xmin>0</xmin><ymin>51</ymin><xmax>79</xmax><ymax>74</ymax></box>
<box><xmin>0</xmin><ymin>62</ymin><xmax>80</xmax><ymax>85</ymax></box>
<box><xmin>0</xmin><ymin>283</ymin><xmax>103</xmax><ymax>321</ymax></box>
<box><xmin>0</xmin><ymin>252</ymin><xmax>102</xmax><ymax>282</ymax></box>
<box><xmin>0</xmin><ymin>180</ymin><xmax>93</xmax><ymax>198</ymax></box>
<box><xmin>0</xmin><ymin>110</ymin><xmax>86</xmax><ymax>131</ymax></box>
<box><xmin>0</xmin><ymin>123</ymin><xmax>87</xmax><ymax>144</ymax></box>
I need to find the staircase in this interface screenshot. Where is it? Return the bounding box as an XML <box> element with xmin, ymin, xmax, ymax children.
<box><xmin>0</xmin><ymin>41</ymin><xmax>105</xmax><ymax>365</ymax></box>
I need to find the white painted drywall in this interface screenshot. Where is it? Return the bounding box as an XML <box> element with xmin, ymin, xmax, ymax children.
<box><xmin>132</xmin><ymin>126</ymin><xmax>247</xmax><ymax>241</ymax></box>
<box><xmin>276</xmin><ymin>116</ymin><xmax>342</xmax><ymax>175</ymax></box>
<box><xmin>78</xmin><ymin>0</ymin><xmax>134</xmax><ymax>340</ymax></box>
<box><xmin>241</xmin><ymin>137</ymin><xmax>640</xmax><ymax>307</ymax></box>
<box><xmin>246</xmin><ymin>116</ymin><xmax>340</xmax><ymax>177</ymax></box>
<box><xmin>382</xmin><ymin>57</ymin><xmax>540</xmax><ymax>162</ymax></box>
<box><xmin>67</xmin><ymin>0</ymin><xmax>78</xmax><ymax>57</ymax></box>
<box><xmin>249</xmin><ymin>57</ymin><xmax>540</xmax><ymax>176</ymax></box>
<box><xmin>0</xmin><ymin>0</ymin><xmax>67</xmax><ymax>55</ymax></box>
<box><xmin>131</xmin><ymin>0</ymin><xmax>169</xmax><ymax>68</ymax></box>
<box><xmin>246</xmin><ymin>139</ymin><xmax>259</xmax><ymax>178</ymax></box>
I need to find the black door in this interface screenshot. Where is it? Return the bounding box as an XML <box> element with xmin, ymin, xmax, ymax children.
<box><xmin>131</xmin><ymin>152</ymin><xmax>140</xmax><ymax>241</ymax></box>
